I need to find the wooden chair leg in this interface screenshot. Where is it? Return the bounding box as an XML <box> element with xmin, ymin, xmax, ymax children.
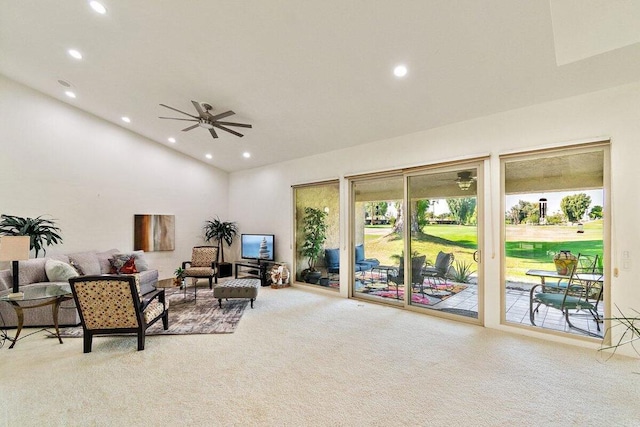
<box><xmin>162</xmin><ymin>311</ymin><xmax>169</xmax><ymax>330</ymax></box>
<box><xmin>218</xmin><ymin>298</ymin><xmax>222</xmax><ymax>308</ymax></box>
<box><xmin>209</xmin><ymin>277</ymin><xmax>213</xmax><ymax>289</ymax></box>
<box><xmin>251</xmin><ymin>298</ymin><xmax>254</xmax><ymax>308</ymax></box>
<box><xmin>83</xmin><ymin>332</ymin><xmax>93</xmax><ymax>353</ymax></box>
<box><xmin>138</xmin><ymin>331</ymin><xmax>145</xmax><ymax>351</ymax></box>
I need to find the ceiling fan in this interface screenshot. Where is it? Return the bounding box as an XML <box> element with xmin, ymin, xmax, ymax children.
<box><xmin>159</xmin><ymin>101</ymin><xmax>252</xmax><ymax>139</ymax></box>
<box><xmin>456</xmin><ymin>171</ymin><xmax>477</xmax><ymax>190</ymax></box>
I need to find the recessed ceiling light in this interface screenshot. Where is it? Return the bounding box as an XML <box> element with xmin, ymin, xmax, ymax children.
<box><xmin>68</xmin><ymin>49</ymin><xmax>82</xmax><ymax>60</ymax></box>
<box><xmin>205</xmin><ymin>154</ymin><xmax>213</xmax><ymax>159</ymax></box>
<box><xmin>65</xmin><ymin>91</ymin><xmax>76</xmax><ymax>99</ymax></box>
<box><xmin>243</xmin><ymin>152</ymin><xmax>251</xmax><ymax>158</ymax></box>
<box><xmin>168</xmin><ymin>137</ymin><xmax>176</xmax><ymax>143</ymax></box>
<box><xmin>89</xmin><ymin>1</ymin><xmax>107</xmax><ymax>14</ymax></box>
<box><xmin>121</xmin><ymin>116</ymin><xmax>131</xmax><ymax>123</ymax></box>
<box><xmin>57</xmin><ymin>79</ymin><xmax>72</xmax><ymax>87</ymax></box>
<box><xmin>393</xmin><ymin>64</ymin><xmax>408</xmax><ymax>78</ymax></box>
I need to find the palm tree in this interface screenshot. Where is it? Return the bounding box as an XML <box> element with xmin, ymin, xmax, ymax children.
<box><xmin>203</xmin><ymin>217</ymin><xmax>238</xmax><ymax>263</ymax></box>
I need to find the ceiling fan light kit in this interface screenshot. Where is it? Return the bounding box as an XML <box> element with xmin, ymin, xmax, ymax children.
<box><xmin>456</xmin><ymin>171</ymin><xmax>476</xmax><ymax>191</ymax></box>
<box><xmin>159</xmin><ymin>100</ymin><xmax>252</xmax><ymax>140</ymax></box>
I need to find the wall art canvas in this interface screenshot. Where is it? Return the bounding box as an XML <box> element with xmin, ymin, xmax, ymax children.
<box><xmin>134</xmin><ymin>214</ymin><xmax>175</xmax><ymax>251</ymax></box>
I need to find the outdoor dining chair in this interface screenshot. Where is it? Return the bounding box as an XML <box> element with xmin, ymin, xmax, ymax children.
<box><xmin>529</xmin><ymin>253</ymin><xmax>603</xmax><ymax>336</ymax></box>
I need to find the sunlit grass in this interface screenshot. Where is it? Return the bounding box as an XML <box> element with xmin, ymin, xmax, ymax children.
<box><xmin>363</xmin><ymin>220</ymin><xmax>603</xmax><ymax>281</ymax></box>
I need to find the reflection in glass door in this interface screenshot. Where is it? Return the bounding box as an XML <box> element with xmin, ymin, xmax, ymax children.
<box><xmin>406</xmin><ymin>166</ymin><xmax>481</xmax><ymax>319</ymax></box>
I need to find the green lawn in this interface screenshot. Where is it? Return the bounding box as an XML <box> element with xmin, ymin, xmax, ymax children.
<box><xmin>363</xmin><ymin>220</ymin><xmax>603</xmax><ymax>282</ymax></box>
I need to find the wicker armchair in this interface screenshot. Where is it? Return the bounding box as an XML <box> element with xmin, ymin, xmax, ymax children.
<box><xmin>69</xmin><ymin>275</ymin><xmax>169</xmax><ymax>353</ymax></box>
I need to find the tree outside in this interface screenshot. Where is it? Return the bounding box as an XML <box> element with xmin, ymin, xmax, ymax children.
<box><xmin>560</xmin><ymin>193</ymin><xmax>592</xmax><ymax>223</ymax></box>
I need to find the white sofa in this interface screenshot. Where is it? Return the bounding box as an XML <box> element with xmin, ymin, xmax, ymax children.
<box><xmin>0</xmin><ymin>249</ymin><xmax>158</xmax><ymax>327</ymax></box>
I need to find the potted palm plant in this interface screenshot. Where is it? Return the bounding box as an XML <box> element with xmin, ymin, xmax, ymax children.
<box><xmin>301</xmin><ymin>207</ymin><xmax>328</xmax><ymax>284</ymax></box>
<box><xmin>0</xmin><ymin>214</ymin><xmax>63</xmax><ymax>257</ymax></box>
<box><xmin>203</xmin><ymin>217</ymin><xmax>238</xmax><ymax>277</ymax></box>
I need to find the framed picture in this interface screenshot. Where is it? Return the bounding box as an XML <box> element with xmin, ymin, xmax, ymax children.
<box><xmin>134</xmin><ymin>214</ymin><xmax>175</xmax><ymax>251</ymax></box>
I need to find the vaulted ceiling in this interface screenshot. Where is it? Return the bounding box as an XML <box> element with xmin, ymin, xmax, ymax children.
<box><xmin>2</xmin><ymin>1</ymin><xmax>639</xmax><ymax>172</ymax></box>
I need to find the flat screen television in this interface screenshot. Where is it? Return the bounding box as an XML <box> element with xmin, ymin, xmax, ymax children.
<box><xmin>241</xmin><ymin>234</ymin><xmax>275</xmax><ymax>262</ymax></box>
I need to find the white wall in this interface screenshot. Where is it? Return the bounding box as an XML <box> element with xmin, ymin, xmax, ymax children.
<box><xmin>0</xmin><ymin>75</ymin><xmax>229</xmax><ymax>279</ymax></box>
<box><xmin>229</xmin><ymin>81</ymin><xmax>640</xmax><ymax>352</ymax></box>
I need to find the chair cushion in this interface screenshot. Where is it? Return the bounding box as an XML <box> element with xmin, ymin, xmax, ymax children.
<box><xmin>534</xmin><ymin>292</ymin><xmax>595</xmax><ymax>310</ymax></box>
<box><xmin>434</xmin><ymin>252</ymin><xmax>452</xmax><ymax>272</ymax></box>
<box><xmin>355</xmin><ymin>244</ymin><xmax>365</xmax><ymax>263</ymax></box>
<box><xmin>183</xmin><ymin>267</ymin><xmax>214</xmax><ymax>277</ymax></box>
<box><xmin>191</xmin><ymin>247</ymin><xmax>218</xmax><ymax>267</ymax></box>
<box><xmin>325</xmin><ymin>248</ymin><xmax>340</xmax><ymax>268</ymax></box>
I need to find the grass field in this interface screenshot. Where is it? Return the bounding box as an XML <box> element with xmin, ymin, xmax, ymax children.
<box><xmin>364</xmin><ymin>220</ymin><xmax>603</xmax><ymax>281</ymax></box>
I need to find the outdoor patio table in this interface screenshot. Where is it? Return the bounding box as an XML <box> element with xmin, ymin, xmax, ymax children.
<box><xmin>370</xmin><ymin>265</ymin><xmax>398</xmax><ymax>298</ymax></box>
<box><xmin>525</xmin><ymin>269</ymin><xmax>604</xmax><ymax>306</ymax></box>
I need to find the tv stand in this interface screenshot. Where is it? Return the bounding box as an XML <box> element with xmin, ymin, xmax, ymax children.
<box><xmin>234</xmin><ymin>261</ymin><xmax>272</xmax><ymax>286</ymax></box>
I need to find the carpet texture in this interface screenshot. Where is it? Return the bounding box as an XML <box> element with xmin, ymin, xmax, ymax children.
<box><xmin>4</xmin><ymin>286</ymin><xmax>640</xmax><ymax>426</ymax></box>
<box><xmin>56</xmin><ymin>288</ymin><xmax>249</xmax><ymax>337</ymax></box>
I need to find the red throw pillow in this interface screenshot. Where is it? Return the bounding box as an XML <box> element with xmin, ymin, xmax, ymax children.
<box><xmin>119</xmin><ymin>256</ymin><xmax>138</xmax><ymax>274</ymax></box>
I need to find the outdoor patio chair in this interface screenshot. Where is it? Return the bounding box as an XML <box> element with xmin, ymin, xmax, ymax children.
<box><xmin>533</xmin><ymin>254</ymin><xmax>601</xmax><ymax>311</ymax></box>
<box><xmin>389</xmin><ymin>255</ymin><xmax>426</xmax><ymax>291</ymax></box>
<box><xmin>69</xmin><ymin>275</ymin><xmax>169</xmax><ymax>353</ymax></box>
<box><xmin>529</xmin><ymin>253</ymin><xmax>603</xmax><ymax>336</ymax></box>
<box><xmin>421</xmin><ymin>251</ymin><xmax>454</xmax><ymax>295</ymax></box>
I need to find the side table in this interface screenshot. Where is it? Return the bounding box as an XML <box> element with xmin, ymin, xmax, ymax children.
<box><xmin>1</xmin><ymin>283</ymin><xmax>73</xmax><ymax>349</ymax></box>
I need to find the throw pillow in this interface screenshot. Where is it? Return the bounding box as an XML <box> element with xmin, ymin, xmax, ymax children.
<box><xmin>109</xmin><ymin>255</ymin><xmax>138</xmax><ymax>274</ymax></box>
<box><xmin>114</xmin><ymin>250</ymin><xmax>148</xmax><ymax>272</ymax></box>
<box><xmin>119</xmin><ymin>257</ymin><xmax>138</xmax><ymax>274</ymax></box>
<box><xmin>45</xmin><ymin>259</ymin><xmax>79</xmax><ymax>282</ymax></box>
<box><xmin>69</xmin><ymin>260</ymin><xmax>85</xmax><ymax>275</ymax></box>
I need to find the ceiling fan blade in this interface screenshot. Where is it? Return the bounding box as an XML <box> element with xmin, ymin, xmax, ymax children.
<box><xmin>158</xmin><ymin>116</ymin><xmax>199</xmax><ymax>122</ymax></box>
<box><xmin>159</xmin><ymin>104</ymin><xmax>199</xmax><ymax>118</ymax></box>
<box><xmin>216</xmin><ymin>121</ymin><xmax>253</xmax><ymax>129</ymax></box>
<box><xmin>191</xmin><ymin>100</ymin><xmax>206</xmax><ymax>117</ymax></box>
<box><xmin>209</xmin><ymin>110</ymin><xmax>235</xmax><ymax>121</ymax></box>
<box><xmin>181</xmin><ymin>124</ymin><xmax>200</xmax><ymax>132</ymax></box>
<box><xmin>209</xmin><ymin>128</ymin><xmax>218</xmax><ymax>139</ymax></box>
<box><xmin>213</xmin><ymin>123</ymin><xmax>244</xmax><ymax>137</ymax></box>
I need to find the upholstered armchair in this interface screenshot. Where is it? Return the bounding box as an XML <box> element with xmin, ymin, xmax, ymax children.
<box><xmin>182</xmin><ymin>246</ymin><xmax>219</xmax><ymax>293</ymax></box>
<box><xmin>69</xmin><ymin>275</ymin><xmax>169</xmax><ymax>353</ymax></box>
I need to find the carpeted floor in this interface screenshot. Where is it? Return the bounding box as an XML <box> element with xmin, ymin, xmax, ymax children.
<box><xmin>2</xmin><ymin>286</ymin><xmax>639</xmax><ymax>426</ymax></box>
<box><xmin>56</xmin><ymin>288</ymin><xmax>249</xmax><ymax>337</ymax></box>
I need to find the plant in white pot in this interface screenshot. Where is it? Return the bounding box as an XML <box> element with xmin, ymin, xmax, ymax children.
<box><xmin>300</xmin><ymin>207</ymin><xmax>327</xmax><ymax>284</ymax></box>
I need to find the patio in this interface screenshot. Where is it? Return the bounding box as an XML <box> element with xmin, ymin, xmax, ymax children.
<box><xmin>353</xmin><ymin>270</ymin><xmax>604</xmax><ymax>338</ymax></box>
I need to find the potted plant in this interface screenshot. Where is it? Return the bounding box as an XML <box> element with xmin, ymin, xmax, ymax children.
<box><xmin>174</xmin><ymin>267</ymin><xmax>185</xmax><ymax>287</ymax></box>
<box><xmin>0</xmin><ymin>214</ymin><xmax>63</xmax><ymax>257</ymax></box>
<box><xmin>300</xmin><ymin>207</ymin><xmax>328</xmax><ymax>284</ymax></box>
<box><xmin>203</xmin><ymin>217</ymin><xmax>238</xmax><ymax>277</ymax></box>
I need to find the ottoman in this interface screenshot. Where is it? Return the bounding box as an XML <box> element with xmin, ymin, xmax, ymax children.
<box><xmin>213</xmin><ymin>278</ymin><xmax>260</xmax><ymax>308</ymax></box>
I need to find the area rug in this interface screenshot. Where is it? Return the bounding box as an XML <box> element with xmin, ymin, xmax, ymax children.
<box><xmin>55</xmin><ymin>288</ymin><xmax>249</xmax><ymax>337</ymax></box>
<box><xmin>367</xmin><ymin>283</ymin><xmax>468</xmax><ymax>306</ymax></box>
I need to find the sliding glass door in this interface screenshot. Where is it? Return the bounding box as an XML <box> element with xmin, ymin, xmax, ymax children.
<box><xmin>350</xmin><ymin>162</ymin><xmax>483</xmax><ymax>322</ymax></box>
<box><xmin>501</xmin><ymin>143</ymin><xmax>608</xmax><ymax>338</ymax></box>
<box><xmin>406</xmin><ymin>165</ymin><xmax>481</xmax><ymax>319</ymax></box>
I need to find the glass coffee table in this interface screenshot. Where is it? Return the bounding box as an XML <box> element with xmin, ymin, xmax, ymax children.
<box><xmin>1</xmin><ymin>283</ymin><xmax>73</xmax><ymax>349</ymax></box>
